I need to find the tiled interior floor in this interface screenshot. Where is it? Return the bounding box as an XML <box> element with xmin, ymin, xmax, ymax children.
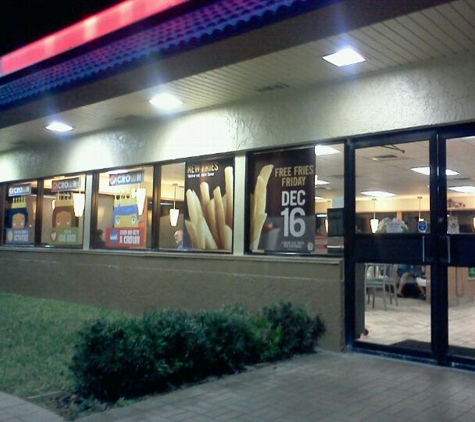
<box><xmin>359</xmin><ymin>292</ymin><xmax>475</xmax><ymax>352</ymax></box>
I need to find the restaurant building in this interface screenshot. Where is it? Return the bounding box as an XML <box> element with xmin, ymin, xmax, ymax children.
<box><xmin>2</xmin><ymin>0</ymin><xmax>475</xmax><ymax>366</ymax></box>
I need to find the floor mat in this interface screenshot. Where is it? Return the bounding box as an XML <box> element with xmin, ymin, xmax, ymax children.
<box><xmin>391</xmin><ymin>339</ymin><xmax>475</xmax><ymax>358</ymax></box>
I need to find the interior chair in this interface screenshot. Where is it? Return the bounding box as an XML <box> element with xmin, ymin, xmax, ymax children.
<box><xmin>365</xmin><ymin>263</ymin><xmax>398</xmax><ymax>310</ymax></box>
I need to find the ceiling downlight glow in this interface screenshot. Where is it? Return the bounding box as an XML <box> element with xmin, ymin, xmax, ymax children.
<box><xmin>45</xmin><ymin>122</ymin><xmax>73</xmax><ymax>132</ymax></box>
<box><xmin>361</xmin><ymin>191</ymin><xmax>395</xmax><ymax>198</ymax></box>
<box><xmin>322</xmin><ymin>48</ymin><xmax>366</xmax><ymax>67</ymax></box>
<box><xmin>448</xmin><ymin>186</ymin><xmax>475</xmax><ymax>193</ymax></box>
<box><xmin>315</xmin><ymin>177</ymin><xmax>329</xmax><ymax>185</ymax></box>
<box><xmin>149</xmin><ymin>93</ymin><xmax>183</xmax><ymax>110</ymax></box>
<box><xmin>411</xmin><ymin>166</ymin><xmax>459</xmax><ymax>176</ymax></box>
<box><xmin>315</xmin><ymin>145</ymin><xmax>339</xmax><ymax>156</ymax></box>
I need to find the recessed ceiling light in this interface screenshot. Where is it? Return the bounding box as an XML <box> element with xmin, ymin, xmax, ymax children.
<box><xmin>448</xmin><ymin>186</ymin><xmax>475</xmax><ymax>193</ymax></box>
<box><xmin>45</xmin><ymin>122</ymin><xmax>73</xmax><ymax>132</ymax></box>
<box><xmin>315</xmin><ymin>145</ymin><xmax>340</xmax><ymax>156</ymax></box>
<box><xmin>361</xmin><ymin>191</ymin><xmax>395</xmax><ymax>198</ymax></box>
<box><xmin>322</xmin><ymin>48</ymin><xmax>366</xmax><ymax>67</ymax></box>
<box><xmin>411</xmin><ymin>166</ymin><xmax>459</xmax><ymax>176</ymax></box>
<box><xmin>315</xmin><ymin>177</ymin><xmax>329</xmax><ymax>185</ymax></box>
<box><xmin>149</xmin><ymin>93</ymin><xmax>183</xmax><ymax>110</ymax></box>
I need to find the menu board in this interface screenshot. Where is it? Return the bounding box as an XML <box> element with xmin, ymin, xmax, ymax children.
<box><xmin>184</xmin><ymin>157</ymin><xmax>234</xmax><ymax>250</ymax></box>
<box><xmin>249</xmin><ymin>147</ymin><xmax>315</xmax><ymax>253</ymax></box>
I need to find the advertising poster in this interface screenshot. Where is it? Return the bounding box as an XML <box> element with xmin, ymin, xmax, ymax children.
<box><xmin>104</xmin><ymin>170</ymin><xmax>147</xmax><ymax>248</ymax></box>
<box><xmin>6</xmin><ymin>184</ymin><xmax>31</xmax><ymax>245</ymax></box>
<box><xmin>249</xmin><ymin>147</ymin><xmax>315</xmax><ymax>253</ymax></box>
<box><xmin>105</xmin><ymin>192</ymin><xmax>147</xmax><ymax>248</ymax></box>
<box><xmin>49</xmin><ymin>177</ymin><xmax>83</xmax><ymax>245</ymax></box>
<box><xmin>184</xmin><ymin>157</ymin><xmax>234</xmax><ymax>251</ymax></box>
<box><xmin>51</xmin><ymin>177</ymin><xmax>81</xmax><ymax>192</ymax></box>
<box><xmin>105</xmin><ymin>227</ymin><xmax>145</xmax><ymax>248</ymax></box>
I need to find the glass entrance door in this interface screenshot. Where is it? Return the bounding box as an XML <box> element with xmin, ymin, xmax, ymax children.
<box><xmin>351</xmin><ymin>132</ymin><xmax>435</xmax><ymax>358</ymax></box>
<box><xmin>350</xmin><ymin>127</ymin><xmax>475</xmax><ymax>365</ymax></box>
<box><xmin>442</xmin><ymin>133</ymin><xmax>475</xmax><ymax>363</ymax></box>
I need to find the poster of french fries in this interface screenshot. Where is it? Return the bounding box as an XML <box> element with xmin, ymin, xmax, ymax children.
<box><xmin>184</xmin><ymin>158</ymin><xmax>234</xmax><ymax>251</ymax></box>
<box><xmin>249</xmin><ymin>147</ymin><xmax>315</xmax><ymax>252</ymax></box>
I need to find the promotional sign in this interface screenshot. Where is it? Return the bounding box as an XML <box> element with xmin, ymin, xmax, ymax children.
<box><xmin>105</xmin><ymin>227</ymin><xmax>145</xmax><ymax>248</ymax></box>
<box><xmin>184</xmin><ymin>157</ymin><xmax>234</xmax><ymax>250</ymax></box>
<box><xmin>50</xmin><ymin>228</ymin><xmax>79</xmax><ymax>245</ymax></box>
<box><xmin>249</xmin><ymin>148</ymin><xmax>315</xmax><ymax>252</ymax></box>
<box><xmin>8</xmin><ymin>183</ymin><xmax>31</xmax><ymax>197</ymax></box>
<box><xmin>5</xmin><ymin>228</ymin><xmax>30</xmax><ymax>244</ymax></box>
<box><xmin>109</xmin><ymin>171</ymin><xmax>144</xmax><ymax>186</ymax></box>
<box><xmin>51</xmin><ymin>177</ymin><xmax>81</xmax><ymax>192</ymax></box>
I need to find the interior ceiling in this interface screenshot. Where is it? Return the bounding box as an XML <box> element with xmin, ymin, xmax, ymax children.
<box><xmin>2</xmin><ymin>0</ymin><xmax>475</xmax><ymax>203</ymax></box>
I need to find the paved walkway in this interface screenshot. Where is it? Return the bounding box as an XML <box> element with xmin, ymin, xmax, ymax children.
<box><xmin>0</xmin><ymin>391</ymin><xmax>62</xmax><ymax>422</ymax></box>
<box><xmin>3</xmin><ymin>352</ymin><xmax>475</xmax><ymax>421</ymax></box>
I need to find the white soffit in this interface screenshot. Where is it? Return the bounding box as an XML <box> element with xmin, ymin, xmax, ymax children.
<box><xmin>1</xmin><ymin>0</ymin><xmax>475</xmax><ymax>152</ymax></box>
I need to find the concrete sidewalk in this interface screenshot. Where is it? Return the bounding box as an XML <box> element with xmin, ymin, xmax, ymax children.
<box><xmin>0</xmin><ymin>391</ymin><xmax>62</xmax><ymax>422</ymax></box>
<box><xmin>3</xmin><ymin>352</ymin><xmax>475</xmax><ymax>421</ymax></box>
<box><xmin>78</xmin><ymin>352</ymin><xmax>475</xmax><ymax>422</ymax></box>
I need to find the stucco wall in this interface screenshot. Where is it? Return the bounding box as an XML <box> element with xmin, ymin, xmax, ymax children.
<box><xmin>1</xmin><ymin>53</ymin><xmax>475</xmax><ymax>182</ymax></box>
<box><xmin>0</xmin><ymin>249</ymin><xmax>344</xmax><ymax>351</ymax></box>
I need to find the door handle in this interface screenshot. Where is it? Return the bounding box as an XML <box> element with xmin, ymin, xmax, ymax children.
<box><xmin>422</xmin><ymin>235</ymin><xmax>425</xmax><ymax>262</ymax></box>
<box><xmin>447</xmin><ymin>235</ymin><xmax>451</xmax><ymax>264</ymax></box>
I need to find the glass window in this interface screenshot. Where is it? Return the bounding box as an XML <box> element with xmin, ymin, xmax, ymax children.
<box><xmin>355</xmin><ymin>140</ymin><xmax>430</xmax><ymax>234</ymax></box>
<box><xmin>96</xmin><ymin>166</ymin><xmax>153</xmax><ymax>249</ymax></box>
<box><xmin>41</xmin><ymin>175</ymin><xmax>86</xmax><ymax>246</ymax></box>
<box><xmin>247</xmin><ymin>144</ymin><xmax>344</xmax><ymax>255</ymax></box>
<box><xmin>248</xmin><ymin>146</ymin><xmax>317</xmax><ymax>254</ymax></box>
<box><xmin>159</xmin><ymin>163</ymin><xmax>185</xmax><ymax>250</ymax></box>
<box><xmin>4</xmin><ymin>181</ymin><xmax>37</xmax><ymax>245</ymax></box>
<box><xmin>160</xmin><ymin>157</ymin><xmax>235</xmax><ymax>252</ymax></box>
<box><xmin>314</xmin><ymin>143</ymin><xmax>344</xmax><ymax>255</ymax></box>
<box><xmin>446</xmin><ymin>136</ymin><xmax>475</xmax><ymax>234</ymax></box>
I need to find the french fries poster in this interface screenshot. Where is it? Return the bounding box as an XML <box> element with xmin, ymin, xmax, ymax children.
<box><xmin>249</xmin><ymin>148</ymin><xmax>315</xmax><ymax>252</ymax></box>
<box><xmin>184</xmin><ymin>158</ymin><xmax>234</xmax><ymax>251</ymax></box>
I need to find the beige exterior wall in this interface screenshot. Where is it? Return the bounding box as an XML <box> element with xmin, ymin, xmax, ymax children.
<box><xmin>0</xmin><ymin>249</ymin><xmax>344</xmax><ymax>351</ymax></box>
<box><xmin>2</xmin><ymin>49</ymin><xmax>475</xmax><ymax>354</ymax></box>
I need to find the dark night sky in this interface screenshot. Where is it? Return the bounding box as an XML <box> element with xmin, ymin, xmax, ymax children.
<box><xmin>0</xmin><ymin>1</ymin><xmax>124</xmax><ymax>56</ymax></box>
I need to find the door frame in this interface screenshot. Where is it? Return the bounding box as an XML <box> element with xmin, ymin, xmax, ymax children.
<box><xmin>346</xmin><ymin>122</ymin><xmax>475</xmax><ymax>368</ymax></box>
<box><xmin>345</xmin><ymin>128</ymin><xmax>449</xmax><ymax>362</ymax></box>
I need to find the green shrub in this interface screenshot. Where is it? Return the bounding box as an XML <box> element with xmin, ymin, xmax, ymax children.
<box><xmin>71</xmin><ymin>317</ymin><xmax>172</xmax><ymax>401</ymax></box>
<box><xmin>261</xmin><ymin>301</ymin><xmax>326</xmax><ymax>359</ymax></box>
<box><xmin>140</xmin><ymin>311</ymin><xmax>203</xmax><ymax>384</ymax></box>
<box><xmin>70</xmin><ymin>303</ymin><xmax>325</xmax><ymax>402</ymax></box>
<box><xmin>194</xmin><ymin>306</ymin><xmax>264</xmax><ymax>375</ymax></box>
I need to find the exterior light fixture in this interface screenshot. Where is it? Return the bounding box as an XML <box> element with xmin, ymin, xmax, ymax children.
<box><xmin>170</xmin><ymin>183</ymin><xmax>180</xmax><ymax>227</ymax></box>
<box><xmin>72</xmin><ymin>193</ymin><xmax>85</xmax><ymax>217</ymax></box>
<box><xmin>411</xmin><ymin>166</ymin><xmax>458</xmax><ymax>176</ymax></box>
<box><xmin>149</xmin><ymin>93</ymin><xmax>183</xmax><ymax>110</ymax></box>
<box><xmin>315</xmin><ymin>145</ymin><xmax>340</xmax><ymax>156</ymax></box>
<box><xmin>370</xmin><ymin>198</ymin><xmax>379</xmax><ymax>233</ymax></box>
<box><xmin>322</xmin><ymin>48</ymin><xmax>365</xmax><ymax>67</ymax></box>
<box><xmin>45</xmin><ymin>122</ymin><xmax>73</xmax><ymax>132</ymax></box>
